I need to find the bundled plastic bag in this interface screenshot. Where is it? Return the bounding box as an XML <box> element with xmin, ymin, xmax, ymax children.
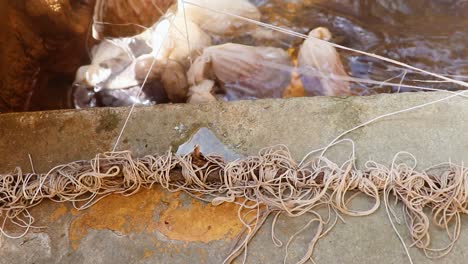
<box><xmin>73</xmin><ymin>0</ymin><xmax>272</xmax><ymax>108</ymax></box>
<box><xmin>74</xmin><ymin>2</ymin><xmax>212</xmax><ymax>107</ymax></box>
<box><xmin>187</xmin><ymin>80</ymin><xmax>218</xmax><ymax>104</ymax></box>
<box><xmin>187</xmin><ymin>43</ymin><xmax>293</xmax><ymax>102</ymax></box>
<box><xmin>297</xmin><ymin>27</ymin><xmax>351</xmax><ymax>96</ymax></box>
<box><xmin>74</xmin><ymin>0</ymin><xmax>352</xmax><ymax>108</ymax></box>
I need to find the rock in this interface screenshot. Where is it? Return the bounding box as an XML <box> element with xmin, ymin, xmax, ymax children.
<box><xmin>0</xmin><ymin>0</ymin><xmax>95</xmax><ymax>112</ymax></box>
<box><xmin>176</xmin><ymin>127</ymin><xmax>244</xmax><ymax>161</ymax></box>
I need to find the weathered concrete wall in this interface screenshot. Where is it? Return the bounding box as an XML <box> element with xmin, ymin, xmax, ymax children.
<box><xmin>0</xmin><ymin>92</ymin><xmax>467</xmax><ymax>263</ymax></box>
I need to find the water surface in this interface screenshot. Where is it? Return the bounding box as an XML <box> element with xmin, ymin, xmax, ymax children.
<box><xmin>29</xmin><ymin>0</ymin><xmax>468</xmax><ymax>110</ymax></box>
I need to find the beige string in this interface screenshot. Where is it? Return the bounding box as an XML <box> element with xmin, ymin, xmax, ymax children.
<box><xmin>1</xmin><ymin>145</ymin><xmax>467</xmax><ymax>263</ymax></box>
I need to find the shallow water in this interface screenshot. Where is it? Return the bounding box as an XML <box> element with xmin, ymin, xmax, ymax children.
<box><xmin>28</xmin><ymin>0</ymin><xmax>468</xmax><ymax>110</ymax></box>
<box><xmin>254</xmin><ymin>0</ymin><xmax>468</xmax><ymax>94</ymax></box>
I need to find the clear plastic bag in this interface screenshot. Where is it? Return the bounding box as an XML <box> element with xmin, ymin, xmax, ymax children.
<box><xmin>297</xmin><ymin>27</ymin><xmax>351</xmax><ymax>96</ymax></box>
<box><xmin>187</xmin><ymin>43</ymin><xmax>293</xmax><ymax>101</ymax></box>
<box><xmin>73</xmin><ymin>0</ymin><xmax>351</xmax><ymax>108</ymax></box>
<box><xmin>74</xmin><ymin>1</ymin><xmax>212</xmax><ymax>107</ymax></box>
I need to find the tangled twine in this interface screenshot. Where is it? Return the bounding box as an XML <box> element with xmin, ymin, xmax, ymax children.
<box><xmin>1</xmin><ymin>145</ymin><xmax>467</xmax><ymax>263</ymax></box>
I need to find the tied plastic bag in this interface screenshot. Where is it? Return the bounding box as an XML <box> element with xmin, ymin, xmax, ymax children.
<box><xmin>74</xmin><ymin>0</ymin><xmax>352</xmax><ymax>108</ymax></box>
<box><xmin>297</xmin><ymin>27</ymin><xmax>351</xmax><ymax>96</ymax></box>
<box><xmin>187</xmin><ymin>43</ymin><xmax>293</xmax><ymax>102</ymax></box>
<box><xmin>73</xmin><ymin>33</ymin><xmax>164</xmax><ymax>107</ymax></box>
<box><xmin>187</xmin><ymin>80</ymin><xmax>218</xmax><ymax>104</ymax></box>
<box><xmin>74</xmin><ymin>2</ymin><xmax>212</xmax><ymax>107</ymax></box>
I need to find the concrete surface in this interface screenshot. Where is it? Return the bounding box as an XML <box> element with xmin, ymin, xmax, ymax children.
<box><xmin>0</xmin><ymin>92</ymin><xmax>467</xmax><ymax>263</ymax></box>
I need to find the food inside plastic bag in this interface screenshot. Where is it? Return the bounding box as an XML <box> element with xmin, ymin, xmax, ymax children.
<box><xmin>187</xmin><ymin>80</ymin><xmax>218</xmax><ymax>104</ymax></box>
<box><xmin>187</xmin><ymin>43</ymin><xmax>293</xmax><ymax>102</ymax></box>
<box><xmin>297</xmin><ymin>27</ymin><xmax>351</xmax><ymax>96</ymax></box>
<box><xmin>73</xmin><ymin>0</ymin><xmax>352</xmax><ymax>108</ymax></box>
<box><xmin>74</xmin><ymin>2</ymin><xmax>212</xmax><ymax>107</ymax></box>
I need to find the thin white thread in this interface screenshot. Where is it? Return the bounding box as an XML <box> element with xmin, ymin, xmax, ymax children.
<box><xmin>300</xmin><ymin>90</ymin><xmax>468</xmax><ymax>164</ymax></box>
<box><xmin>397</xmin><ymin>70</ymin><xmax>407</xmax><ymax>93</ymax></box>
<box><xmin>27</xmin><ymin>154</ymin><xmax>36</xmax><ymax>174</ymax></box>
<box><xmin>384</xmin><ymin>169</ymin><xmax>414</xmax><ymax>264</ymax></box>
<box><xmin>379</xmin><ymin>72</ymin><xmax>405</xmax><ymax>88</ymax></box>
<box><xmin>179</xmin><ymin>0</ymin><xmax>193</xmax><ymax>65</ymax></box>
<box><xmin>92</xmin><ymin>21</ymin><xmax>150</xmax><ymax>31</ymax></box>
<box><xmin>206</xmin><ymin>47</ymin><xmax>467</xmax><ymax>96</ymax></box>
<box><xmin>112</xmin><ymin>16</ymin><xmax>175</xmax><ymax>152</ymax></box>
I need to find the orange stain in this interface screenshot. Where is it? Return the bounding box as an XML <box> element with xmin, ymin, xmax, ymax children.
<box><xmin>68</xmin><ymin>187</ymin><xmax>243</xmax><ymax>249</ymax></box>
<box><xmin>156</xmin><ymin>198</ymin><xmax>243</xmax><ymax>243</ymax></box>
<box><xmin>284</xmin><ymin>71</ymin><xmax>306</xmax><ymax>98</ymax></box>
<box><xmin>143</xmin><ymin>249</ymin><xmax>154</xmax><ymax>259</ymax></box>
<box><xmin>284</xmin><ymin>48</ymin><xmax>306</xmax><ymax>98</ymax></box>
<box><xmin>69</xmin><ymin>188</ymin><xmax>164</xmax><ymax>250</ymax></box>
<box><xmin>49</xmin><ymin>204</ymin><xmax>68</xmax><ymax>222</ymax></box>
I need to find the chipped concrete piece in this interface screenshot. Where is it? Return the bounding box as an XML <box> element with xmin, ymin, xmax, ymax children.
<box><xmin>176</xmin><ymin>127</ymin><xmax>244</xmax><ymax>161</ymax></box>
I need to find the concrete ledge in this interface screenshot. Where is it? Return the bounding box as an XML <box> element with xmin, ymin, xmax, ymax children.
<box><xmin>0</xmin><ymin>92</ymin><xmax>467</xmax><ymax>263</ymax></box>
<box><xmin>1</xmin><ymin>92</ymin><xmax>467</xmax><ymax>172</ymax></box>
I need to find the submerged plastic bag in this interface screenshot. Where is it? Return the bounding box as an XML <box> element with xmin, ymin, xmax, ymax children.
<box><xmin>74</xmin><ymin>0</ymin><xmax>352</xmax><ymax>108</ymax></box>
<box><xmin>187</xmin><ymin>80</ymin><xmax>218</xmax><ymax>104</ymax></box>
<box><xmin>74</xmin><ymin>1</ymin><xmax>212</xmax><ymax>107</ymax></box>
<box><xmin>74</xmin><ymin>0</ymin><xmax>270</xmax><ymax>108</ymax></box>
<box><xmin>297</xmin><ymin>27</ymin><xmax>351</xmax><ymax>96</ymax></box>
<box><xmin>187</xmin><ymin>43</ymin><xmax>293</xmax><ymax>102</ymax></box>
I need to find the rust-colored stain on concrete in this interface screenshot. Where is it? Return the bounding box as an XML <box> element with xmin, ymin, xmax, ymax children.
<box><xmin>156</xmin><ymin>198</ymin><xmax>243</xmax><ymax>243</ymax></box>
<box><xmin>69</xmin><ymin>188</ymin><xmax>164</xmax><ymax>249</ymax></box>
<box><xmin>143</xmin><ymin>249</ymin><xmax>155</xmax><ymax>259</ymax></box>
<box><xmin>69</xmin><ymin>188</ymin><xmax>242</xmax><ymax>249</ymax></box>
<box><xmin>49</xmin><ymin>204</ymin><xmax>68</xmax><ymax>222</ymax></box>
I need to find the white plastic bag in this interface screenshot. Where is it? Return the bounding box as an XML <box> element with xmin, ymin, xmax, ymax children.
<box><xmin>297</xmin><ymin>27</ymin><xmax>351</xmax><ymax>96</ymax></box>
<box><xmin>187</xmin><ymin>43</ymin><xmax>293</xmax><ymax>102</ymax></box>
